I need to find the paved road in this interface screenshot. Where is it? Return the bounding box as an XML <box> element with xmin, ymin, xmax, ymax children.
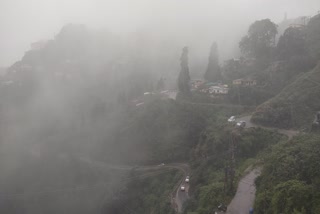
<box><xmin>227</xmin><ymin>168</ymin><xmax>261</xmax><ymax>214</ymax></box>
<box><xmin>169</xmin><ymin>163</ymin><xmax>190</xmax><ymax>213</ymax></box>
<box><xmin>236</xmin><ymin>115</ymin><xmax>299</xmax><ymax>139</ymax></box>
<box><xmin>226</xmin><ymin>115</ymin><xmax>300</xmax><ymax>214</ymax></box>
<box><xmin>175</xmin><ymin>184</ymin><xmax>189</xmax><ymax>213</ymax></box>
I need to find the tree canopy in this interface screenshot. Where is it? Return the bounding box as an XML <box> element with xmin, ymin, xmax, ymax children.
<box><xmin>306</xmin><ymin>14</ymin><xmax>320</xmax><ymax>59</ymax></box>
<box><xmin>255</xmin><ymin>134</ymin><xmax>320</xmax><ymax>214</ymax></box>
<box><xmin>277</xmin><ymin>26</ymin><xmax>307</xmax><ymax>60</ymax></box>
<box><xmin>239</xmin><ymin>19</ymin><xmax>278</xmax><ymax>58</ymax></box>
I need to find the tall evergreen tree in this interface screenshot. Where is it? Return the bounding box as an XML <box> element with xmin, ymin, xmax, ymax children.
<box><xmin>177</xmin><ymin>46</ymin><xmax>191</xmax><ymax>95</ymax></box>
<box><xmin>204</xmin><ymin>42</ymin><xmax>221</xmax><ymax>82</ymax></box>
<box><xmin>156</xmin><ymin>77</ymin><xmax>165</xmax><ymax>91</ymax></box>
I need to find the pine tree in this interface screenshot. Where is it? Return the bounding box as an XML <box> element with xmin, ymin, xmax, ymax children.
<box><xmin>177</xmin><ymin>46</ymin><xmax>191</xmax><ymax>95</ymax></box>
<box><xmin>156</xmin><ymin>77</ymin><xmax>165</xmax><ymax>91</ymax></box>
<box><xmin>204</xmin><ymin>42</ymin><xmax>221</xmax><ymax>82</ymax></box>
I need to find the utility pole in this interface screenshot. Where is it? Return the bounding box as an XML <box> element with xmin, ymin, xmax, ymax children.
<box><xmin>290</xmin><ymin>105</ymin><xmax>294</xmax><ymax>127</ymax></box>
<box><xmin>225</xmin><ymin>132</ymin><xmax>237</xmax><ymax>193</ymax></box>
<box><xmin>230</xmin><ymin>133</ymin><xmax>236</xmax><ymax>192</ymax></box>
<box><xmin>237</xmin><ymin>86</ymin><xmax>241</xmax><ymax>106</ymax></box>
<box><xmin>224</xmin><ymin>164</ymin><xmax>228</xmax><ymax>193</ymax></box>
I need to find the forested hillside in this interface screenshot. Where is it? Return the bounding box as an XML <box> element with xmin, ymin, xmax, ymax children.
<box><xmin>1</xmin><ymin>2</ymin><xmax>320</xmax><ymax>214</ymax></box>
<box><xmin>252</xmin><ymin>63</ymin><xmax>320</xmax><ymax>129</ymax></box>
<box><xmin>0</xmin><ymin>24</ymin><xmax>180</xmax><ymax>213</ymax></box>
<box><xmin>251</xmin><ymin>14</ymin><xmax>320</xmax><ymax>129</ymax></box>
<box><xmin>255</xmin><ymin>134</ymin><xmax>320</xmax><ymax>213</ymax></box>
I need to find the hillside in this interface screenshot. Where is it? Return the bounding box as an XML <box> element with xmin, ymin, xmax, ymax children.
<box><xmin>101</xmin><ymin>99</ymin><xmax>206</xmax><ymax>164</ymax></box>
<box><xmin>1</xmin><ymin>9</ymin><xmax>320</xmax><ymax>214</ymax></box>
<box><xmin>0</xmin><ymin>25</ymin><xmax>180</xmax><ymax>214</ymax></box>
<box><xmin>252</xmin><ymin>62</ymin><xmax>320</xmax><ymax>129</ymax></box>
<box><xmin>254</xmin><ymin>134</ymin><xmax>320</xmax><ymax>213</ymax></box>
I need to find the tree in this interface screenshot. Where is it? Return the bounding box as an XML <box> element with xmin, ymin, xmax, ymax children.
<box><xmin>277</xmin><ymin>26</ymin><xmax>307</xmax><ymax>60</ymax></box>
<box><xmin>177</xmin><ymin>46</ymin><xmax>191</xmax><ymax>95</ymax></box>
<box><xmin>306</xmin><ymin>14</ymin><xmax>320</xmax><ymax>59</ymax></box>
<box><xmin>239</xmin><ymin>19</ymin><xmax>278</xmax><ymax>58</ymax></box>
<box><xmin>271</xmin><ymin>180</ymin><xmax>312</xmax><ymax>214</ymax></box>
<box><xmin>156</xmin><ymin>77</ymin><xmax>165</xmax><ymax>91</ymax></box>
<box><xmin>277</xmin><ymin>26</ymin><xmax>316</xmax><ymax>71</ymax></box>
<box><xmin>204</xmin><ymin>42</ymin><xmax>221</xmax><ymax>82</ymax></box>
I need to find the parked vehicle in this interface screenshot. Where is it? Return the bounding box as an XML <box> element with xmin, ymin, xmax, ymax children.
<box><xmin>185</xmin><ymin>176</ymin><xmax>190</xmax><ymax>183</ymax></box>
<box><xmin>236</xmin><ymin>121</ymin><xmax>246</xmax><ymax>128</ymax></box>
<box><xmin>180</xmin><ymin>185</ymin><xmax>185</xmax><ymax>191</ymax></box>
<box><xmin>228</xmin><ymin>116</ymin><xmax>236</xmax><ymax>122</ymax></box>
<box><xmin>218</xmin><ymin>203</ymin><xmax>227</xmax><ymax>212</ymax></box>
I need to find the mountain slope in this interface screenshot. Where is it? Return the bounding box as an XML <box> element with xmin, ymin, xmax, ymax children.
<box><xmin>252</xmin><ymin>62</ymin><xmax>320</xmax><ymax>129</ymax></box>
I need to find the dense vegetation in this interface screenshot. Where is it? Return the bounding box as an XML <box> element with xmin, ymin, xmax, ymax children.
<box><xmin>102</xmin><ymin>170</ymin><xmax>181</xmax><ymax>214</ymax></box>
<box><xmin>251</xmin><ymin>14</ymin><xmax>320</xmax><ymax>129</ymax></box>
<box><xmin>1</xmin><ymin>8</ymin><xmax>320</xmax><ymax>214</ymax></box>
<box><xmin>252</xmin><ymin>63</ymin><xmax>320</xmax><ymax>129</ymax></box>
<box><xmin>103</xmin><ymin>99</ymin><xmax>206</xmax><ymax>164</ymax></box>
<box><xmin>184</xmin><ymin>126</ymin><xmax>283</xmax><ymax>214</ymax></box>
<box><xmin>254</xmin><ymin>134</ymin><xmax>320</xmax><ymax>214</ymax></box>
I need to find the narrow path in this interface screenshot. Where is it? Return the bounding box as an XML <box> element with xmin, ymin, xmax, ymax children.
<box><xmin>227</xmin><ymin>168</ymin><xmax>261</xmax><ymax>214</ymax></box>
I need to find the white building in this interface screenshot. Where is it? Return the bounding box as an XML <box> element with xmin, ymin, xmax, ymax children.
<box><xmin>208</xmin><ymin>85</ymin><xmax>229</xmax><ymax>94</ymax></box>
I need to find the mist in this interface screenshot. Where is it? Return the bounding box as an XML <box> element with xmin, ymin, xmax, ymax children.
<box><xmin>0</xmin><ymin>0</ymin><xmax>320</xmax><ymax>213</ymax></box>
<box><xmin>1</xmin><ymin>0</ymin><xmax>320</xmax><ymax>66</ymax></box>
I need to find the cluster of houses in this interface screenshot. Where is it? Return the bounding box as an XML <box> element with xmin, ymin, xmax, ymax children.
<box><xmin>131</xmin><ymin>77</ymin><xmax>258</xmax><ymax>106</ymax></box>
<box><xmin>191</xmin><ymin>80</ymin><xmax>229</xmax><ymax>95</ymax></box>
<box><xmin>190</xmin><ymin>78</ymin><xmax>257</xmax><ymax>96</ymax></box>
<box><xmin>131</xmin><ymin>90</ymin><xmax>177</xmax><ymax>107</ymax></box>
<box><xmin>232</xmin><ymin>78</ymin><xmax>257</xmax><ymax>86</ymax></box>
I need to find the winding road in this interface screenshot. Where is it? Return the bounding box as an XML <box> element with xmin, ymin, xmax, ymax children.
<box><xmin>79</xmin><ymin>114</ymin><xmax>299</xmax><ymax>214</ymax></box>
<box><xmin>226</xmin><ymin>115</ymin><xmax>300</xmax><ymax>214</ymax></box>
<box><xmin>227</xmin><ymin>168</ymin><xmax>261</xmax><ymax>214</ymax></box>
<box><xmin>169</xmin><ymin>163</ymin><xmax>190</xmax><ymax>213</ymax></box>
<box><xmin>78</xmin><ymin>156</ymin><xmax>190</xmax><ymax>213</ymax></box>
<box><xmin>236</xmin><ymin>115</ymin><xmax>299</xmax><ymax>140</ymax></box>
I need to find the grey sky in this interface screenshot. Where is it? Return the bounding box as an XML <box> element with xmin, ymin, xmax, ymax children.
<box><xmin>0</xmin><ymin>0</ymin><xmax>319</xmax><ymax>66</ymax></box>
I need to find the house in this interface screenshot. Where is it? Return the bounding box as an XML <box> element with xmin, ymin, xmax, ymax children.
<box><xmin>233</xmin><ymin>78</ymin><xmax>257</xmax><ymax>86</ymax></box>
<box><xmin>191</xmin><ymin>79</ymin><xmax>205</xmax><ymax>90</ymax></box>
<box><xmin>208</xmin><ymin>85</ymin><xmax>229</xmax><ymax>94</ymax></box>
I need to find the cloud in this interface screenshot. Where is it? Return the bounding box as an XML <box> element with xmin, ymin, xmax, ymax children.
<box><xmin>0</xmin><ymin>0</ymin><xmax>319</xmax><ymax>66</ymax></box>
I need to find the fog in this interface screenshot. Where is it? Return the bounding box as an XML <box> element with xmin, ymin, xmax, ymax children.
<box><xmin>0</xmin><ymin>0</ymin><xmax>319</xmax><ymax>213</ymax></box>
<box><xmin>1</xmin><ymin>0</ymin><xmax>320</xmax><ymax>66</ymax></box>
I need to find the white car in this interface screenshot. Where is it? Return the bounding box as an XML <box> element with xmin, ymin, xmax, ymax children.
<box><xmin>236</xmin><ymin>121</ymin><xmax>246</xmax><ymax>128</ymax></box>
<box><xmin>185</xmin><ymin>176</ymin><xmax>190</xmax><ymax>183</ymax></box>
<box><xmin>180</xmin><ymin>185</ymin><xmax>185</xmax><ymax>191</ymax></box>
<box><xmin>228</xmin><ymin>116</ymin><xmax>236</xmax><ymax>122</ymax></box>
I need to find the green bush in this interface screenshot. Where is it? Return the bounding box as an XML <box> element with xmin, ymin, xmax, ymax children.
<box><xmin>255</xmin><ymin>134</ymin><xmax>320</xmax><ymax>213</ymax></box>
